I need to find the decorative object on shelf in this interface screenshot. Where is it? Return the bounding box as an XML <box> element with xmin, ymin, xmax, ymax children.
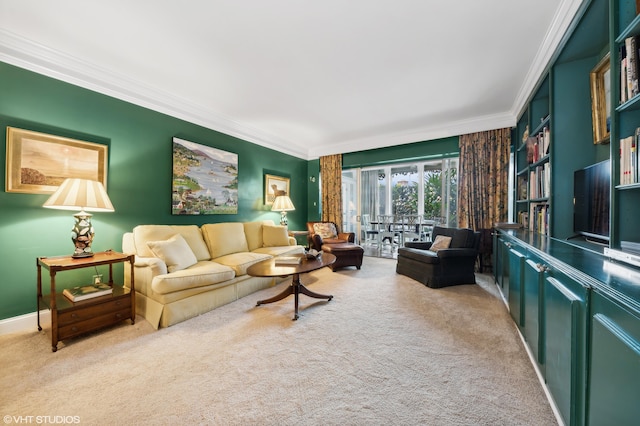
<box><xmin>43</xmin><ymin>178</ymin><xmax>115</xmax><ymax>258</ymax></box>
<box><xmin>172</xmin><ymin>137</ymin><xmax>238</xmax><ymax>215</ymax></box>
<box><xmin>264</xmin><ymin>174</ymin><xmax>290</xmax><ymax>205</ymax></box>
<box><xmin>5</xmin><ymin>126</ymin><xmax>107</xmax><ymax>194</ymax></box>
<box><xmin>590</xmin><ymin>52</ymin><xmax>611</xmax><ymax>145</ymax></box>
<box><xmin>271</xmin><ymin>195</ymin><xmax>295</xmax><ymax>226</ymax></box>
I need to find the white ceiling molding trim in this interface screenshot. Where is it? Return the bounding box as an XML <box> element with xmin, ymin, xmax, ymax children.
<box><xmin>0</xmin><ymin>29</ymin><xmax>308</xmax><ymax>159</ymax></box>
<box><xmin>308</xmin><ymin>112</ymin><xmax>516</xmax><ymax>159</ymax></box>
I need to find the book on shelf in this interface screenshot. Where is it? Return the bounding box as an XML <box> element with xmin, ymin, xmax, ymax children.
<box><xmin>63</xmin><ymin>282</ymin><xmax>113</xmax><ymax>302</ymax></box>
<box><xmin>525</xmin><ymin>126</ymin><xmax>550</xmax><ymax>164</ymax></box>
<box><xmin>275</xmin><ymin>256</ymin><xmax>302</xmax><ymax>265</ymax></box>
<box><xmin>619</xmin><ymin>129</ymin><xmax>640</xmax><ymax>185</ymax></box>
<box><xmin>620</xmin><ymin>36</ymin><xmax>640</xmax><ymax>103</ymax></box>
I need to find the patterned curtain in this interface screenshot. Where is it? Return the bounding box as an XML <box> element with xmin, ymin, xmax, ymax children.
<box><xmin>320</xmin><ymin>154</ymin><xmax>343</xmax><ymax>229</ymax></box>
<box><xmin>458</xmin><ymin>128</ymin><xmax>511</xmax><ymax>271</ymax></box>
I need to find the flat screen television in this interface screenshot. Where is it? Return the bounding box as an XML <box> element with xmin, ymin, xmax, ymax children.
<box><xmin>573</xmin><ymin>159</ymin><xmax>610</xmax><ymax>242</ymax></box>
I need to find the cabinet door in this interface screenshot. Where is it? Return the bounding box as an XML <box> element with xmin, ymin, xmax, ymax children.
<box><xmin>508</xmin><ymin>248</ymin><xmax>525</xmax><ymax>326</ymax></box>
<box><xmin>498</xmin><ymin>238</ymin><xmax>510</xmax><ymax>302</ymax></box>
<box><xmin>588</xmin><ymin>293</ymin><xmax>640</xmax><ymax>425</ymax></box>
<box><xmin>545</xmin><ymin>274</ymin><xmax>588</xmax><ymax>426</ymax></box>
<box><xmin>493</xmin><ymin>233</ymin><xmax>502</xmax><ymax>286</ymax></box>
<box><xmin>523</xmin><ymin>259</ymin><xmax>545</xmax><ymax>367</ymax></box>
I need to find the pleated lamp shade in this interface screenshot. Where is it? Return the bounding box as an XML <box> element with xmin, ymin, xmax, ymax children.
<box><xmin>43</xmin><ymin>178</ymin><xmax>114</xmax><ymax>258</ymax></box>
<box><xmin>43</xmin><ymin>178</ymin><xmax>114</xmax><ymax>212</ymax></box>
<box><xmin>271</xmin><ymin>195</ymin><xmax>295</xmax><ymax>226</ymax></box>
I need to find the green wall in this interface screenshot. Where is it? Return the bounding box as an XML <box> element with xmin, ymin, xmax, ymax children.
<box><xmin>0</xmin><ymin>62</ymin><xmax>310</xmax><ymax>320</ymax></box>
<box><xmin>343</xmin><ymin>136</ymin><xmax>459</xmax><ymax>169</ymax></box>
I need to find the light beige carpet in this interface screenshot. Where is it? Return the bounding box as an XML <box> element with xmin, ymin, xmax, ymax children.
<box><xmin>0</xmin><ymin>257</ymin><xmax>557</xmax><ymax>425</ymax></box>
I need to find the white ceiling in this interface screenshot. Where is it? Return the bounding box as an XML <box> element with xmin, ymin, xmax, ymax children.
<box><xmin>0</xmin><ymin>0</ymin><xmax>583</xmax><ymax>160</ymax></box>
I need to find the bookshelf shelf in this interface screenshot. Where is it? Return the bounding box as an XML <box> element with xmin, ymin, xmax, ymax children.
<box><xmin>515</xmin><ymin>86</ymin><xmax>551</xmax><ymax>234</ymax></box>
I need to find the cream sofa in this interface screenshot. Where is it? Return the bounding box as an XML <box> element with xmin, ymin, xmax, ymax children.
<box><xmin>122</xmin><ymin>220</ymin><xmax>304</xmax><ymax>329</ymax></box>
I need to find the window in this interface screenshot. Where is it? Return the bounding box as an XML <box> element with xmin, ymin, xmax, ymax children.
<box><xmin>343</xmin><ymin>158</ymin><xmax>459</xmax><ymax>242</ymax></box>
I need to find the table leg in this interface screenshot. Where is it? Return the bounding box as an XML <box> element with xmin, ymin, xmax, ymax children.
<box><xmin>256</xmin><ymin>273</ymin><xmax>333</xmax><ymax>320</ymax></box>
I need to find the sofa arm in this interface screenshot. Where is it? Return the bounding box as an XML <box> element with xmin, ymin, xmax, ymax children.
<box><xmin>404</xmin><ymin>241</ymin><xmax>433</xmax><ymax>250</ymax></box>
<box><xmin>338</xmin><ymin>232</ymin><xmax>355</xmax><ymax>243</ymax></box>
<box><xmin>125</xmin><ymin>256</ymin><xmax>168</xmax><ymax>287</ymax></box>
<box><xmin>287</xmin><ymin>236</ymin><xmax>297</xmax><ymax>246</ymax></box>
<box><xmin>311</xmin><ymin>234</ymin><xmax>324</xmax><ymax>251</ymax></box>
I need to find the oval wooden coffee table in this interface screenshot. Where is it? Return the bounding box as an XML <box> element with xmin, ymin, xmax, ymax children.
<box><xmin>248</xmin><ymin>253</ymin><xmax>336</xmax><ymax>320</ymax></box>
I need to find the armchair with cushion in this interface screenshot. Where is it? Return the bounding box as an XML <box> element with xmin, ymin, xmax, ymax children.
<box><xmin>395</xmin><ymin>226</ymin><xmax>481</xmax><ymax>288</ymax></box>
<box><xmin>306</xmin><ymin>221</ymin><xmax>355</xmax><ymax>251</ymax></box>
<box><xmin>307</xmin><ymin>221</ymin><xmax>363</xmax><ymax>271</ymax></box>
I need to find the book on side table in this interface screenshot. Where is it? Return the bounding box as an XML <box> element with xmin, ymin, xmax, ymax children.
<box><xmin>63</xmin><ymin>282</ymin><xmax>113</xmax><ymax>302</ymax></box>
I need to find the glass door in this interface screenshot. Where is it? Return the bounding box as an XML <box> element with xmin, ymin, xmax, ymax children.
<box><xmin>342</xmin><ymin>170</ymin><xmax>358</xmax><ymax>240</ymax></box>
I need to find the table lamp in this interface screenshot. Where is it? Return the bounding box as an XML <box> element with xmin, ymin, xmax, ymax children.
<box><xmin>43</xmin><ymin>178</ymin><xmax>115</xmax><ymax>258</ymax></box>
<box><xmin>271</xmin><ymin>195</ymin><xmax>295</xmax><ymax>226</ymax></box>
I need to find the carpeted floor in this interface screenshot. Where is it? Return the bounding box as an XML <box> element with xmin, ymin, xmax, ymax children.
<box><xmin>0</xmin><ymin>257</ymin><xmax>557</xmax><ymax>425</ymax></box>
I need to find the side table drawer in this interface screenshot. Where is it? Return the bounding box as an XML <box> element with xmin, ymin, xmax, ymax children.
<box><xmin>58</xmin><ymin>307</ymin><xmax>131</xmax><ymax>340</ymax></box>
<box><xmin>58</xmin><ymin>296</ymin><xmax>130</xmax><ymax>327</ymax></box>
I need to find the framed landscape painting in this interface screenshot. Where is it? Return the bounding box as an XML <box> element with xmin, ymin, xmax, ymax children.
<box><xmin>172</xmin><ymin>137</ymin><xmax>238</xmax><ymax>215</ymax></box>
<box><xmin>5</xmin><ymin>127</ymin><xmax>108</xmax><ymax>194</ymax></box>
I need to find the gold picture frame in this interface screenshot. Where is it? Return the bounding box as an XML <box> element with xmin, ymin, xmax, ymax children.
<box><xmin>590</xmin><ymin>53</ymin><xmax>611</xmax><ymax>145</ymax></box>
<box><xmin>5</xmin><ymin>127</ymin><xmax>108</xmax><ymax>194</ymax></box>
<box><xmin>264</xmin><ymin>174</ymin><xmax>290</xmax><ymax>205</ymax></box>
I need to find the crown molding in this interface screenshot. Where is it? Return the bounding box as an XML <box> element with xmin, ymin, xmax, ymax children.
<box><xmin>0</xmin><ymin>29</ymin><xmax>309</xmax><ymax>159</ymax></box>
<box><xmin>308</xmin><ymin>111</ymin><xmax>516</xmax><ymax>159</ymax></box>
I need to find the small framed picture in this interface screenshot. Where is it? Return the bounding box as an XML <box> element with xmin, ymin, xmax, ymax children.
<box><xmin>5</xmin><ymin>127</ymin><xmax>108</xmax><ymax>194</ymax></box>
<box><xmin>264</xmin><ymin>174</ymin><xmax>290</xmax><ymax>205</ymax></box>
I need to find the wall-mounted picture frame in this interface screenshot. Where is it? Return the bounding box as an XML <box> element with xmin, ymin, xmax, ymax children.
<box><xmin>5</xmin><ymin>127</ymin><xmax>108</xmax><ymax>194</ymax></box>
<box><xmin>172</xmin><ymin>137</ymin><xmax>238</xmax><ymax>215</ymax></box>
<box><xmin>590</xmin><ymin>52</ymin><xmax>611</xmax><ymax>145</ymax></box>
<box><xmin>264</xmin><ymin>174</ymin><xmax>290</xmax><ymax>205</ymax></box>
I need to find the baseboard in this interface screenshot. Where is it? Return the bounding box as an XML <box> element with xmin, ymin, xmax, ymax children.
<box><xmin>0</xmin><ymin>310</ymin><xmax>49</xmax><ymax>336</ymax></box>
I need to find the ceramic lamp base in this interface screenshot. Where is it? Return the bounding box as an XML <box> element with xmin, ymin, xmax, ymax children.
<box><xmin>71</xmin><ymin>210</ymin><xmax>95</xmax><ymax>258</ymax></box>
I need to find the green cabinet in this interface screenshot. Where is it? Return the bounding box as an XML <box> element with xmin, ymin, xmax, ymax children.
<box><xmin>493</xmin><ymin>233</ymin><xmax>510</xmax><ymax>304</ymax></box>
<box><xmin>544</xmin><ymin>270</ymin><xmax>589</xmax><ymax>426</ymax></box>
<box><xmin>588</xmin><ymin>290</ymin><xmax>640</xmax><ymax>425</ymax></box>
<box><xmin>523</xmin><ymin>259</ymin><xmax>545</xmax><ymax>368</ymax></box>
<box><xmin>508</xmin><ymin>246</ymin><xmax>525</xmax><ymax>327</ymax></box>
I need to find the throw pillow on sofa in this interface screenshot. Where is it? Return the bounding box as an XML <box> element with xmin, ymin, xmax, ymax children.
<box><xmin>429</xmin><ymin>235</ymin><xmax>452</xmax><ymax>253</ymax></box>
<box><xmin>263</xmin><ymin>225</ymin><xmax>290</xmax><ymax>247</ymax></box>
<box><xmin>147</xmin><ymin>233</ymin><xmax>198</xmax><ymax>273</ymax></box>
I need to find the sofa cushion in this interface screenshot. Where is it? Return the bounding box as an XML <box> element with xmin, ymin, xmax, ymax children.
<box><xmin>244</xmin><ymin>221</ymin><xmax>265</xmax><ymax>251</ymax></box>
<box><xmin>151</xmin><ymin>261</ymin><xmax>236</xmax><ymax>294</ymax></box>
<box><xmin>202</xmin><ymin>222</ymin><xmax>249</xmax><ymax>259</ymax></box>
<box><xmin>313</xmin><ymin>222</ymin><xmax>338</xmax><ymax>239</ymax></box>
<box><xmin>429</xmin><ymin>235</ymin><xmax>452</xmax><ymax>253</ymax></box>
<box><xmin>146</xmin><ymin>234</ymin><xmax>199</xmax><ymax>273</ymax></box>
<box><xmin>133</xmin><ymin>225</ymin><xmax>210</xmax><ymax>261</ymax></box>
<box><xmin>263</xmin><ymin>225</ymin><xmax>290</xmax><ymax>247</ymax></box>
<box><xmin>213</xmin><ymin>252</ymin><xmax>272</xmax><ymax>276</ymax></box>
<box><xmin>397</xmin><ymin>247</ymin><xmax>439</xmax><ymax>264</ymax></box>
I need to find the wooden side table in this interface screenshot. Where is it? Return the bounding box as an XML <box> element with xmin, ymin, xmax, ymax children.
<box><xmin>36</xmin><ymin>250</ymin><xmax>135</xmax><ymax>352</ymax></box>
